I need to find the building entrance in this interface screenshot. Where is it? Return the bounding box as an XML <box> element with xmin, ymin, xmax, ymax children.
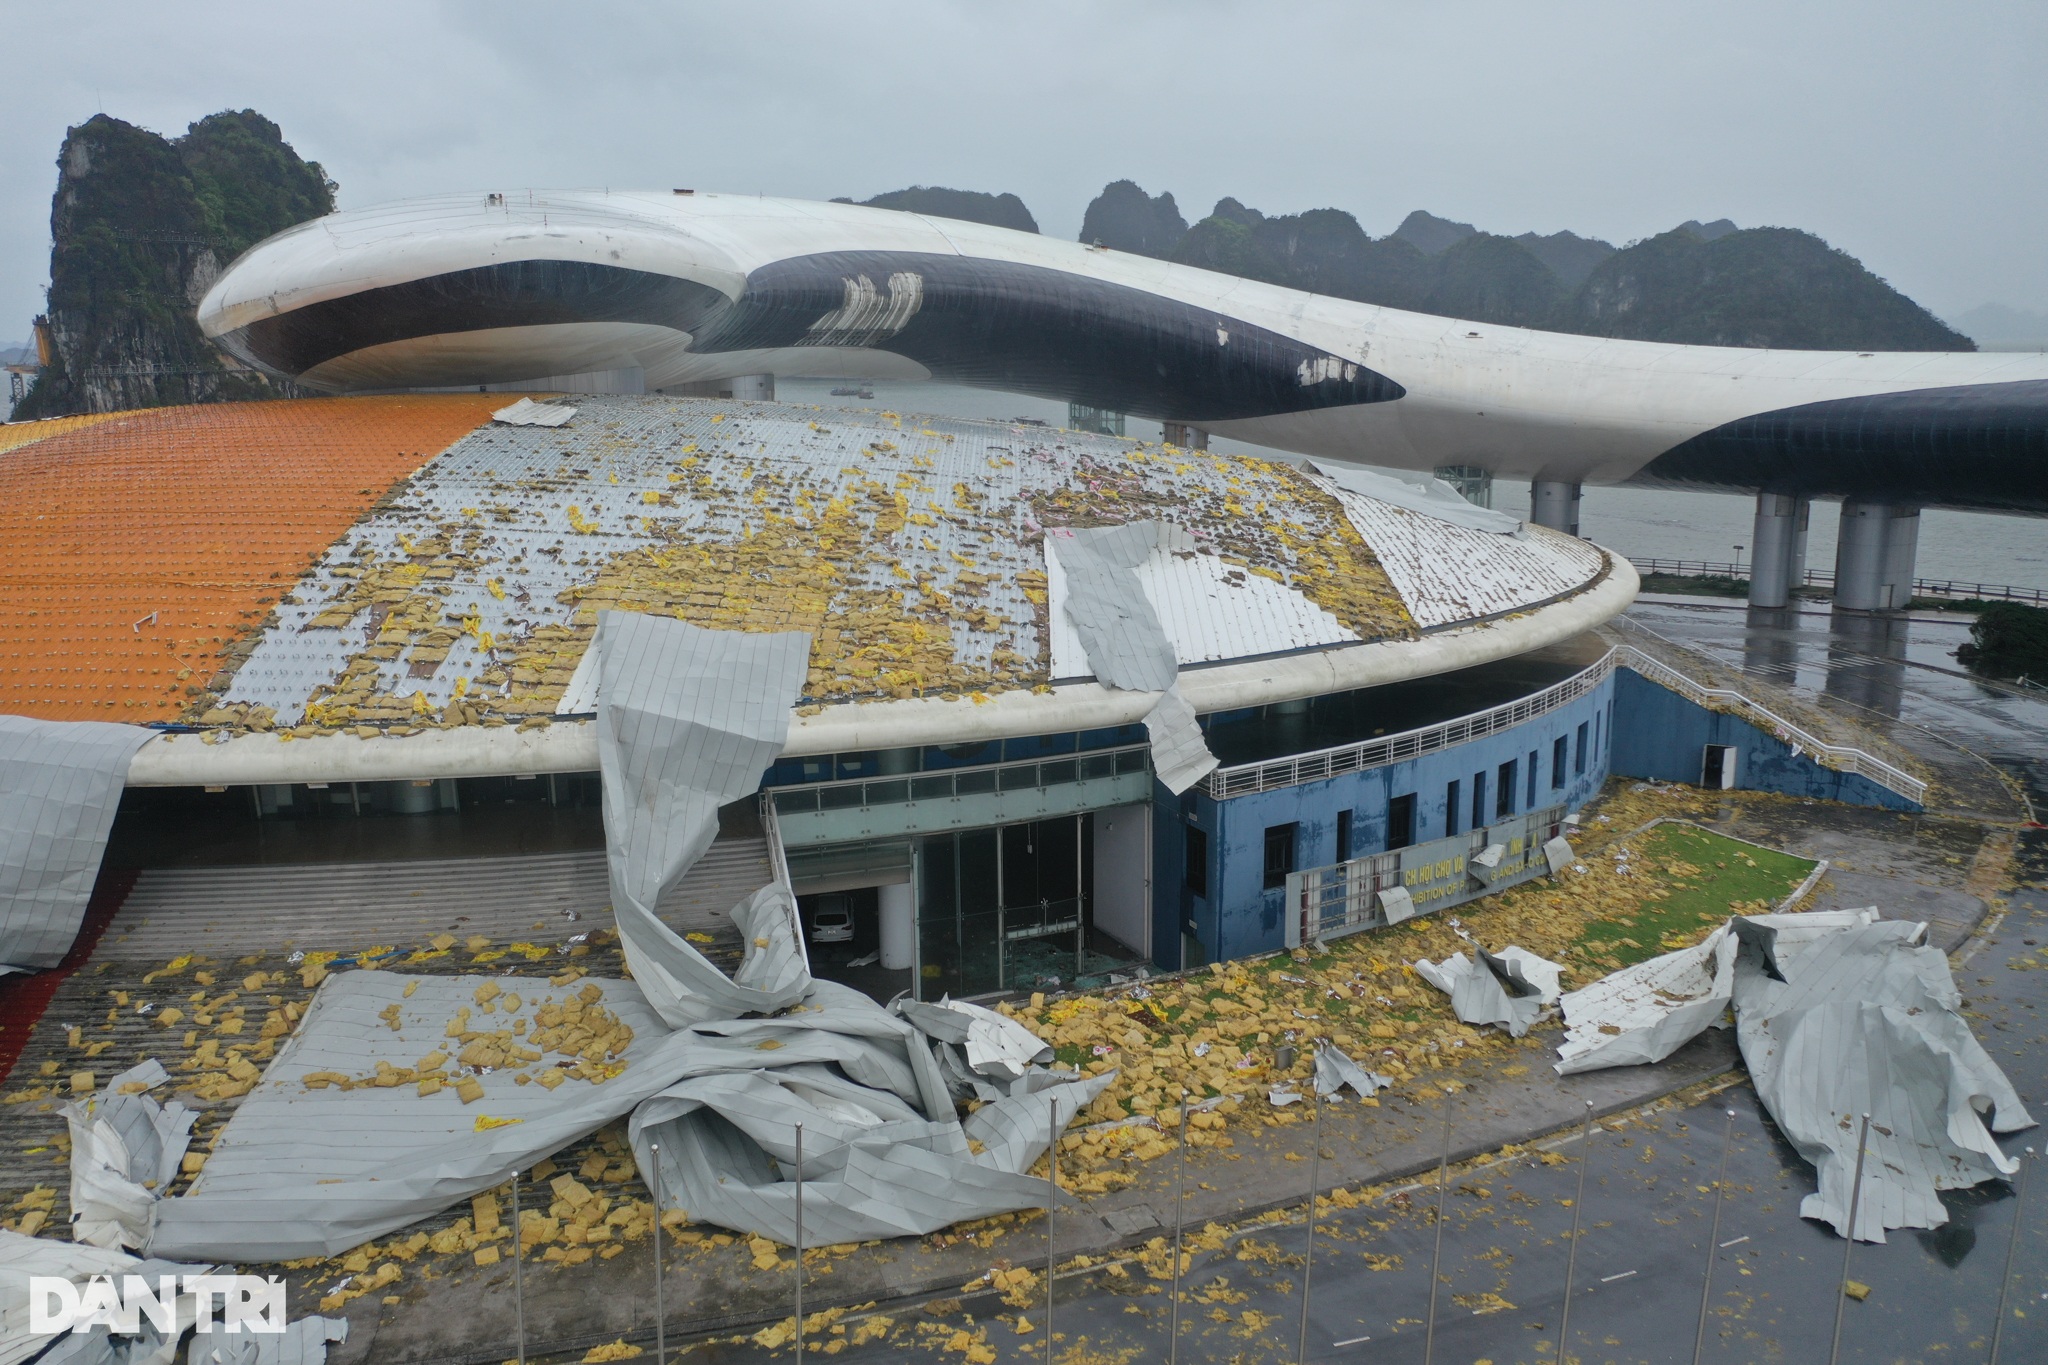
<box><xmin>914</xmin><ymin>813</ymin><xmax>1143</xmax><ymax>999</ymax></box>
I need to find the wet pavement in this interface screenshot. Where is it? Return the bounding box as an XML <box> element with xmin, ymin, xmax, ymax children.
<box><xmin>1625</xmin><ymin>596</ymin><xmax>2048</xmax><ymax>822</ymax></box>
<box><xmin>665</xmin><ymin>857</ymin><xmax>2045</xmax><ymax>1365</ymax></box>
<box><xmin>647</xmin><ymin>601</ymin><xmax>2048</xmax><ymax>1365</ymax></box>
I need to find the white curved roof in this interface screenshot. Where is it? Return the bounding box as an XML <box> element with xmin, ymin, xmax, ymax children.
<box><xmin>197</xmin><ymin>190</ymin><xmax>2048</xmax><ymax>504</ymax></box>
<box><xmin>113</xmin><ymin>394</ymin><xmax>1635</xmax><ymax>783</ymax></box>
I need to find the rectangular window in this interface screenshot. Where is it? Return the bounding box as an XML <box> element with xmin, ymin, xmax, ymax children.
<box><xmin>1387</xmin><ymin>794</ymin><xmax>1416</xmax><ymax>851</ymax></box>
<box><xmin>1445</xmin><ymin>779</ymin><xmax>1462</xmax><ymax>836</ymax></box>
<box><xmin>1528</xmin><ymin>751</ymin><xmax>1539</xmax><ymax>806</ymax></box>
<box><xmin>1497</xmin><ymin>759</ymin><xmax>1517</xmax><ymax>818</ymax></box>
<box><xmin>1335</xmin><ymin>808</ymin><xmax>1353</xmax><ymax>863</ymax></box>
<box><xmin>1575</xmin><ymin>721</ymin><xmax>1589</xmax><ymax>775</ymax></box>
<box><xmin>1471</xmin><ymin>773</ymin><xmax>1486</xmax><ymax>831</ymax></box>
<box><xmin>1185</xmin><ymin>826</ymin><xmax>1208</xmax><ymax>897</ymax></box>
<box><xmin>1553</xmin><ymin>735</ymin><xmax>1569</xmax><ymax>789</ymax></box>
<box><xmin>1263</xmin><ymin>823</ymin><xmax>1298</xmax><ymax>890</ymax></box>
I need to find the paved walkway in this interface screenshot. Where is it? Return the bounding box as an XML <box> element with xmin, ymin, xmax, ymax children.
<box><xmin>329</xmin><ymin>803</ymin><xmax>2005</xmax><ymax>1364</ymax></box>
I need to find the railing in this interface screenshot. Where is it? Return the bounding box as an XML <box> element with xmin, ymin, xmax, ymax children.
<box><xmin>1200</xmin><ymin>644</ymin><xmax>1929</xmax><ymax>806</ymax></box>
<box><xmin>768</xmin><ymin>745</ymin><xmax>1150</xmax><ymax>815</ymax></box>
<box><xmin>1631</xmin><ymin>557</ymin><xmax>2048</xmax><ymax>607</ymax></box>
<box><xmin>1609</xmin><ymin>623</ymin><xmax>1929</xmax><ymax>804</ymax></box>
<box><xmin>1200</xmin><ymin>656</ymin><xmax>1615</xmax><ymax>798</ymax></box>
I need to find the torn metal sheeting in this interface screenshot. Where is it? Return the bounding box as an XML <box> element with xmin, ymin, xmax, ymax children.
<box><xmin>1047</xmin><ymin>522</ymin><xmax>1219</xmax><ymax>793</ymax></box>
<box><xmin>1307</xmin><ymin>461</ymin><xmax>1522</xmax><ymax>536</ymax></box>
<box><xmin>1143</xmin><ymin>685</ymin><xmax>1218</xmax><ymax>796</ymax></box>
<box><xmin>144</xmin><ymin>971</ymin><xmax>701</xmax><ymax>1262</ymax></box>
<box><xmin>1556</xmin><ymin>909</ymin><xmax>2034</xmax><ymax>1242</ymax></box>
<box><xmin>184</xmin><ymin>1316</ymin><xmax>348</xmax><ymax>1365</ymax></box>
<box><xmin>1542</xmin><ymin>836</ymin><xmax>1575</xmax><ymax>875</ymax></box>
<box><xmin>630</xmin><ymin>1037</ymin><xmax>1111</xmax><ymax>1246</ymax></box>
<box><xmin>895</xmin><ymin>996</ymin><xmax>1053</xmax><ymax>1083</ymax></box>
<box><xmin>1554</xmin><ymin>923</ymin><xmax>1738</xmax><ymax>1076</ymax></box>
<box><xmin>1314</xmin><ymin>1044</ymin><xmax>1392</xmax><ymax>1099</ymax></box>
<box><xmin>1413</xmin><ymin>945</ymin><xmax>1561</xmax><ymax>1037</ymax></box>
<box><xmin>1554</xmin><ymin>908</ymin><xmax>1880</xmax><ymax>1075</ymax></box>
<box><xmin>0</xmin><ymin>1227</ymin><xmax>245</xmax><ymax>1365</ymax></box>
<box><xmin>489</xmin><ymin>397</ymin><xmax>576</xmax><ymax>427</ymax></box>
<box><xmin>63</xmin><ymin>1059</ymin><xmax>196</xmax><ymax>1251</ymax></box>
<box><xmin>595</xmin><ymin>612</ymin><xmax>812</xmax><ymax>1026</ymax></box>
<box><xmin>0</xmin><ymin>715</ymin><xmax>156</xmax><ymax>972</ymax></box>
<box><xmin>1376</xmin><ymin>886</ymin><xmax>1416</xmax><ymax>925</ymax></box>
<box><xmin>1048</xmin><ymin>523</ymin><xmax>1181</xmax><ymax>692</ymax></box>
<box><xmin>1731</xmin><ymin>916</ymin><xmax>2032</xmax><ymax>1243</ymax></box>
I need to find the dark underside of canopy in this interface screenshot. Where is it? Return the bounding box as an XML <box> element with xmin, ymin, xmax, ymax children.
<box><xmin>1630</xmin><ymin>379</ymin><xmax>2048</xmax><ymax>513</ymax></box>
<box><xmin>215</xmin><ymin>252</ymin><xmax>1404</xmax><ymax>424</ymax></box>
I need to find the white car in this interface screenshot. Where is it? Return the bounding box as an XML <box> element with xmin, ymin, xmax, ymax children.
<box><xmin>809</xmin><ymin>896</ymin><xmax>854</xmax><ymax>944</ymax></box>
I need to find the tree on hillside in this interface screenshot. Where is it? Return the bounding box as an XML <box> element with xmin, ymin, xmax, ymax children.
<box><xmin>1562</xmin><ymin>227</ymin><xmax>1974</xmax><ymax>350</ymax></box>
<box><xmin>15</xmin><ymin>111</ymin><xmax>335</xmax><ymax>419</ymax></box>
<box><xmin>839</xmin><ymin>186</ymin><xmax>1038</xmax><ymax>233</ymax></box>
<box><xmin>1078</xmin><ymin>180</ymin><xmax>1187</xmax><ymax>257</ymax></box>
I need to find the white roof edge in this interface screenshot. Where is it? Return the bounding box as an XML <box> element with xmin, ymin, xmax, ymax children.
<box><xmin>123</xmin><ymin>555</ymin><xmax>1635</xmax><ymax>787</ymax></box>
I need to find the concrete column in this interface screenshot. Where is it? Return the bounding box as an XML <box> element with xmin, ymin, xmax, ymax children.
<box><xmin>392</xmin><ymin>780</ymin><xmax>437</xmax><ymax>814</ymax></box>
<box><xmin>1784</xmin><ymin>495</ymin><xmax>1812</xmax><ymax>590</ymax></box>
<box><xmin>1834</xmin><ymin>499</ymin><xmax>1921</xmax><ymax>612</ymax></box>
<box><xmin>879</xmin><ymin>882</ymin><xmax>915</xmax><ymax>970</ymax></box>
<box><xmin>727</xmin><ymin>373</ymin><xmax>775</xmax><ymax>401</ymax></box>
<box><xmin>1529</xmin><ymin>480</ymin><xmax>1582</xmax><ymax>536</ymax></box>
<box><xmin>1161</xmin><ymin>423</ymin><xmax>1208</xmax><ymax>450</ymax></box>
<box><xmin>1748</xmin><ymin>492</ymin><xmax>1809</xmax><ymax>607</ymax></box>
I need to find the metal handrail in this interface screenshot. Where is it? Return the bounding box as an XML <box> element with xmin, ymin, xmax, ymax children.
<box><xmin>1200</xmin><ymin>655</ymin><xmax>1618</xmax><ymax>799</ymax></box>
<box><xmin>1199</xmin><ymin>645</ymin><xmax>1928</xmax><ymax>805</ymax></box>
<box><xmin>1631</xmin><ymin>557</ymin><xmax>2048</xmax><ymax>607</ymax></box>
<box><xmin>765</xmin><ymin>744</ymin><xmax>1151</xmax><ymax>814</ymax></box>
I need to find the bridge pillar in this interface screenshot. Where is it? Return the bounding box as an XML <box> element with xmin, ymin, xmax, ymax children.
<box><xmin>1747</xmin><ymin>493</ymin><xmax>1811</xmax><ymax>608</ymax></box>
<box><xmin>1529</xmin><ymin>480</ymin><xmax>1581</xmax><ymax>536</ymax></box>
<box><xmin>1161</xmin><ymin>423</ymin><xmax>1209</xmax><ymax>450</ymax></box>
<box><xmin>1834</xmin><ymin>499</ymin><xmax>1921</xmax><ymax>612</ymax></box>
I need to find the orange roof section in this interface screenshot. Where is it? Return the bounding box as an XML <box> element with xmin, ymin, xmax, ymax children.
<box><xmin>0</xmin><ymin>395</ymin><xmax>504</xmax><ymax>723</ymax></box>
<box><xmin>0</xmin><ymin>411</ymin><xmax>125</xmax><ymax>456</ymax></box>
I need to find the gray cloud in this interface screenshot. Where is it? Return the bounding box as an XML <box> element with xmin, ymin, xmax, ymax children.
<box><xmin>2</xmin><ymin>0</ymin><xmax>2042</xmax><ymax>339</ymax></box>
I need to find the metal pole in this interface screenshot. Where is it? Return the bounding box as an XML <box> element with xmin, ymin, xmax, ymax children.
<box><xmin>794</xmin><ymin>1123</ymin><xmax>805</xmax><ymax>1365</ymax></box>
<box><xmin>1297</xmin><ymin>1081</ymin><xmax>1323</xmax><ymax>1365</ymax></box>
<box><xmin>1555</xmin><ymin>1100</ymin><xmax>1595</xmax><ymax>1365</ymax></box>
<box><xmin>1827</xmin><ymin>1113</ymin><xmax>1872</xmax><ymax>1365</ymax></box>
<box><xmin>650</xmin><ymin>1143</ymin><xmax>664</xmax><ymax>1365</ymax></box>
<box><xmin>1990</xmin><ymin>1145</ymin><xmax>2033</xmax><ymax>1365</ymax></box>
<box><xmin>1424</xmin><ymin>1089</ymin><xmax>1452</xmax><ymax>1365</ymax></box>
<box><xmin>1170</xmin><ymin>1090</ymin><xmax>1188</xmax><ymax>1365</ymax></box>
<box><xmin>1046</xmin><ymin>1096</ymin><xmax>1057</xmax><ymax>1365</ymax></box>
<box><xmin>1691</xmin><ymin>1109</ymin><xmax>1737</xmax><ymax>1365</ymax></box>
<box><xmin>510</xmin><ymin>1168</ymin><xmax>526</xmax><ymax>1365</ymax></box>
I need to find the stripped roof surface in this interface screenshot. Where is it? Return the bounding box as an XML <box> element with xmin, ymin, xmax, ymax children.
<box><xmin>210</xmin><ymin>395</ymin><xmax>1425</xmax><ymax>732</ymax></box>
<box><xmin>0</xmin><ymin>397</ymin><xmax>504</xmax><ymax>722</ymax></box>
<box><xmin>0</xmin><ymin>394</ymin><xmax>1614</xmax><ymax>737</ymax></box>
<box><xmin>1323</xmin><ymin>482</ymin><xmax>1609</xmax><ymax>629</ymax></box>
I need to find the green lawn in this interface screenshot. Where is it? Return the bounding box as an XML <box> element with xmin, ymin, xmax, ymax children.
<box><xmin>1575</xmin><ymin>823</ymin><xmax>1816</xmax><ymax>970</ymax></box>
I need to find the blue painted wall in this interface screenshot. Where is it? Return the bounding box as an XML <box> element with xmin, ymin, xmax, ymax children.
<box><xmin>1154</xmin><ymin>675</ymin><xmax>1617</xmax><ymax>967</ymax></box>
<box><xmin>1608</xmin><ymin>669</ymin><xmax>1919</xmax><ymax>812</ymax></box>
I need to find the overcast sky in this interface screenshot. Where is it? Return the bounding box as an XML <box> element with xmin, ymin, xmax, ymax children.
<box><xmin>3</xmin><ymin>1</ymin><xmax>2042</xmax><ymax>338</ymax></box>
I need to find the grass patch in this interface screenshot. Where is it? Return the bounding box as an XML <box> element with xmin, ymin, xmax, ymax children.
<box><xmin>1574</xmin><ymin>823</ymin><xmax>1815</xmax><ymax>970</ymax></box>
